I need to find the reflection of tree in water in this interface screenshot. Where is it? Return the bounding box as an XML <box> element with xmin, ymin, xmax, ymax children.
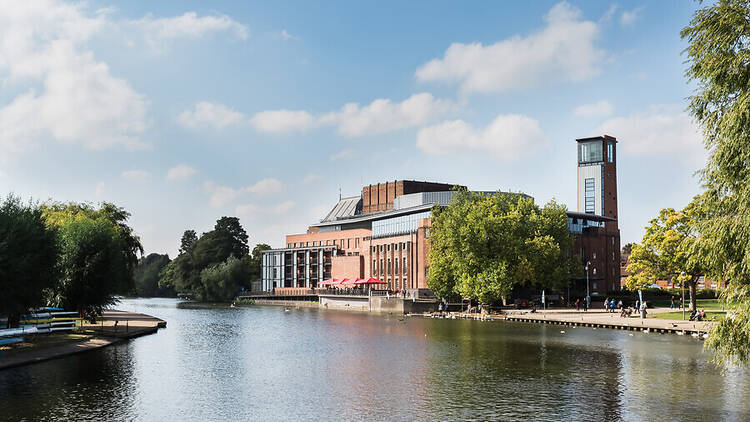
<box><xmin>0</xmin><ymin>343</ymin><xmax>137</xmax><ymax>421</ymax></box>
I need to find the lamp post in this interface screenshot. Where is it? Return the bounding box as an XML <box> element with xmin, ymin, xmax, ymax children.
<box><xmin>585</xmin><ymin>261</ymin><xmax>591</xmax><ymax>311</ymax></box>
<box><xmin>681</xmin><ymin>271</ymin><xmax>686</xmax><ymax>321</ymax></box>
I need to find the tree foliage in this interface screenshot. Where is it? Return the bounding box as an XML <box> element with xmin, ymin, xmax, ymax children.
<box><xmin>625</xmin><ymin>199</ymin><xmax>709</xmax><ymax>310</ymax></box>
<box><xmin>682</xmin><ymin>0</ymin><xmax>750</xmax><ymax>365</ymax></box>
<box><xmin>161</xmin><ymin>217</ymin><xmax>251</xmax><ymax>301</ymax></box>
<box><xmin>250</xmin><ymin>243</ymin><xmax>271</xmax><ymax>281</ymax></box>
<box><xmin>133</xmin><ymin>253</ymin><xmax>173</xmax><ymax>297</ymax></box>
<box><xmin>427</xmin><ymin>191</ymin><xmax>577</xmax><ymax>304</ymax></box>
<box><xmin>42</xmin><ymin>202</ymin><xmax>143</xmax><ymax>313</ymax></box>
<box><xmin>198</xmin><ymin>256</ymin><xmax>252</xmax><ymax>302</ymax></box>
<box><xmin>0</xmin><ymin>196</ymin><xmax>58</xmax><ymax>324</ymax></box>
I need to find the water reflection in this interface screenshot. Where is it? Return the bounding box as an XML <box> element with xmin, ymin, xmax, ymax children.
<box><xmin>1</xmin><ymin>298</ymin><xmax>749</xmax><ymax>422</ymax></box>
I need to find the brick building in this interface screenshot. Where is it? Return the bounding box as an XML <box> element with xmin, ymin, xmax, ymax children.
<box><xmin>262</xmin><ymin>135</ymin><xmax>623</xmax><ymax>299</ymax></box>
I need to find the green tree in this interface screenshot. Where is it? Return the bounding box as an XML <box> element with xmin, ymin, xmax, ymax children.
<box><xmin>43</xmin><ymin>203</ymin><xmax>143</xmax><ymax>314</ymax></box>
<box><xmin>249</xmin><ymin>243</ymin><xmax>271</xmax><ymax>282</ymax></box>
<box><xmin>625</xmin><ymin>201</ymin><xmax>708</xmax><ymax>311</ymax></box>
<box><xmin>427</xmin><ymin>191</ymin><xmax>577</xmax><ymax>305</ymax></box>
<box><xmin>179</xmin><ymin>230</ymin><xmax>198</xmax><ymax>254</ymax></box>
<box><xmin>162</xmin><ymin>217</ymin><xmax>251</xmax><ymax>301</ymax></box>
<box><xmin>682</xmin><ymin>0</ymin><xmax>750</xmax><ymax>365</ymax></box>
<box><xmin>198</xmin><ymin>256</ymin><xmax>252</xmax><ymax>302</ymax></box>
<box><xmin>134</xmin><ymin>253</ymin><xmax>173</xmax><ymax>297</ymax></box>
<box><xmin>0</xmin><ymin>196</ymin><xmax>58</xmax><ymax>327</ymax></box>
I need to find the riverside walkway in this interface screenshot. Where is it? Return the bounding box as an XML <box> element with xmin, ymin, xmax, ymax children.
<box><xmin>504</xmin><ymin>308</ymin><xmax>714</xmax><ymax>335</ymax></box>
<box><xmin>0</xmin><ymin>310</ymin><xmax>165</xmax><ymax>370</ymax></box>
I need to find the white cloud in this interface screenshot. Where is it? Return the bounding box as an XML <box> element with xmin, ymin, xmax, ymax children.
<box><xmin>321</xmin><ymin>93</ymin><xmax>455</xmax><ymax>137</ymax></box>
<box><xmin>95</xmin><ymin>182</ymin><xmax>107</xmax><ymax>196</ymax></box>
<box><xmin>415</xmin><ymin>2</ymin><xmax>603</xmax><ymax>95</ymax></box>
<box><xmin>251</xmin><ymin>93</ymin><xmax>453</xmax><ymax>137</ymax></box>
<box><xmin>620</xmin><ymin>7</ymin><xmax>644</xmax><ymax>26</ymax></box>
<box><xmin>330</xmin><ymin>149</ymin><xmax>355</xmax><ymax>161</ymax></box>
<box><xmin>166</xmin><ymin>164</ymin><xmax>197</xmax><ymax>181</ymax></box>
<box><xmin>573</xmin><ymin>100</ymin><xmax>614</xmax><ymax>118</ymax></box>
<box><xmin>303</xmin><ymin>173</ymin><xmax>322</xmax><ymax>184</ymax></box>
<box><xmin>601</xmin><ymin>4</ymin><xmax>618</xmax><ymax>22</ymax></box>
<box><xmin>203</xmin><ymin>178</ymin><xmax>284</xmax><ymax>207</ymax></box>
<box><xmin>279</xmin><ymin>29</ymin><xmax>298</xmax><ymax>40</ymax></box>
<box><xmin>246</xmin><ymin>178</ymin><xmax>284</xmax><ymax>196</ymax></box>
<box><xmin>133</xmin><ymin>12</ymin><xmax>248</xmax><ymax>52</ymax></box>
<box><xmin>594</xmin><ymin>104</ymin><xmax>704</xmax><ymax>164</ymax></box>
<box><xmin>250</xmin><ymin>110</ymin><xmax>316</xmax><ymax>133</ymax></box>
<box><xmin>0</xmin><ymin>1</ymin><xmax>150</xmax><ymax>157</ymax></box>
<box><xmin>203</xmin><ymin>181</ymin><xmax>243</xmax><ymax>208</ymax></box>
<box><xmin>122</xmin><ymin>169</ymin><xmax>151</xmax><ymax>182</ymax></box>
<box><xmin>177</xmin><ymin>102</ymin><xmax>244</xmax><ymax>129</ymax></box>
<box><xmin>235</xmin><ymin>201</ymin><xmax>296</xmax><ymax>217</ymax></box>
<box><xmin>417</xmin><ymin>114</ymin><xmax>545</xmax><ymax>160</ymax></box>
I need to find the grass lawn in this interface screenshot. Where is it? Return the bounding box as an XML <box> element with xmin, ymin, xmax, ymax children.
<box><xmin>650</xmin><ymin>310</ymin><xmax>726</xmax><ymax>321</ymax></box>
<box><xmin>649</xmin><ymin>298</ymin><xmax>725</xmax><ymax>309</ymax></box>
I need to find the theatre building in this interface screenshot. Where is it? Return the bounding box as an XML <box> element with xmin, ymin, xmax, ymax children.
<box><xmin>261</xmin><ymin>136</ymin><xmax>621</xmax><ymax>299</ymax></box>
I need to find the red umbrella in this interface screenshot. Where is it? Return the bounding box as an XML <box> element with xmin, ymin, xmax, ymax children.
<box><xmin>355</xmin><ymin>277</ymin><xmax>386</xmax><ymax>285</ymax></box>
<box><xmin>319</xmin><ymin>278</ymin><xmax>339</xmax><ymax>286</ymax></box>
<box><xmin>338</xmin><ymin>278</ymin><xmax>351</xmax><ymax>285</ymax></box>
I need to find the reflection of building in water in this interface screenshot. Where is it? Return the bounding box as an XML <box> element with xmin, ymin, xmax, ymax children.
<box><xmin>262</xmin><ymin>136</ymin><xmax>623</xmax><ymax>298</ymax></box>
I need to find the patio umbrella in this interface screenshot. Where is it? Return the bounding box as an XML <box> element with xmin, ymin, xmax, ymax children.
<box><xmin>320</xmin><ymin>278</ymin><xmax>339</xmax><ymax>286</ymax></box>
<box><xmin>356</xmin><ymin>277</ymin><xmax>386</xmax><ymax>285</ymax></box>
<box><xmin>338</xmin><ymin>278</ymin><xmax>351</xmax><ymax>285</ymax></box>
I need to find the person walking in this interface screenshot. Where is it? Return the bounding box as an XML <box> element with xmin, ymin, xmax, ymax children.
<box><xmin>609</xmin><ymin>299</ymin><xmax>616</xmax><ymax>313</ymax></box>
<box><xmin>605</xmin><ymin>298</ymin><xmax>610</xmax><ymax>312</ymax></box>
<box><xmin>575</xmin><ymin>298</ymin><xmax>580</xmax><ymax>311</ymax></box>
<box><xmin>670</xmin><ymin>296</ymin><xmax>675</xmax><ymax>309</ymax></box>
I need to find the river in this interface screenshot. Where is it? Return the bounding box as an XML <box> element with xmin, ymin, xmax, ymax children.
<box><xmin>1</xmin><ymin>298</ymin><xmax>749</xmax><ymax>421</ymax></box>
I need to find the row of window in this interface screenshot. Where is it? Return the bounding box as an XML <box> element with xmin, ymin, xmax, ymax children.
<box><xmin>288</xmin><ymin>238</ymin><xmax>363</xmax><ymax>249</ymax></box>
<box><xmin>373</xmin><ymin>257</ymin><xmax>408</xmax><ymax>276</ymax></box>
<box><xmin>371</xmin><ymin>242</ymin><xmax>409</xmax><ymax>253</ymax></box>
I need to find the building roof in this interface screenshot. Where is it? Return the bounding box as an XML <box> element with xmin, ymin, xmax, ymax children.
<box><xmin>320</xmin><ymin>196</ymin><xmax>362</xmax><ymax>222</ymax></box>
<box><xmin>311</xmin><ymin>203</ymin><xmax>435</xmax><ymax>228</ymax></box>
<box><xmin>576</xmin><ymin>135</ymin><xmax>617</xmax><ymax>143</ymax></box>
<box><xmin>566</xmin><ymin>211</ymin><xmax>617</xmax><ymax>222</ymax></box>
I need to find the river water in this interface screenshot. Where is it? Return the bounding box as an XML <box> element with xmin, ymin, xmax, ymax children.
<box><xmin>1</xmin><ymin>298</ymin><xmax>749</xmax><ymax>421</ymax></box>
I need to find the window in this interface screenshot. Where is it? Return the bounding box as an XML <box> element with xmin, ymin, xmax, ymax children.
<box><xmin>607</xmin><ymin>140</ymin><xmax>614</xmax><ymax>163</ymax></box>
<box><xmin>273</xmin><ymin>268</ymin><xmax>278</xmax><ymax>278</ymax></box>
<box><xmin>333</xmin><ymin>240</ymin><xmax>337</xmax><ymax>245</ymax></box>
<box><xmin>387</xmin><ymin>244</ymin><xmax>390</xmax><ymax>251</ymax></box>
<box><xmin>578</xmin><ymin>140</ymin><xmax>603</xmax><ymax>163</ymax></box>
<box><xmin>612</xmin><ymin>252</ymin><xmax>615</xmax><ymax>261</ymax></box>
<box><xmin>585</xmin><ymin>178</ymin><xmax>595</xmax><ymax>214</ymax></box>
<box><xmin>355</xmin><ymin>238</ymin><xmax>359</xmax><ymax>248</ymax></box>
<box><xmin>395</xmin><ymin>243</ymin><xmax>399</xmax><ymax>251</ymax></box>
<box><xmin>341</xmin><ymin>239</ymin><xmax>344</xmax><ymax>248</ymax></box>
<box><xmin>593</xmin><ymin>268</ymin><xmax>597</xmax><ymax>275</ymax></box>
<box><xmin>373</xmin><ymin>259</ymin><xmax>376</xmax><ymax>275</ymax></box>
<box><xmin>395</xmin><ymin>258</ymin><xmax>399</xmax><ymax>274</ymax></box>
<box><xmin>388</xmin><ymin>259</ymin><xmax>392</xmax><ymax>275</ymax></box>
<box><xmin>403</xmin><ymin>257</ymin><xmax>407</xmax><ymax>275</ymax></box>
<box><xmin>380</xmin><ymin>259</ymin><xmax>384</xmax><ymax>274</ymax></box>
<box><xmin>592</xmin><ymin>252</ymin><xmax>597</xmax><ymax>260</ymax></box>
<box><xmin>425</xmin><ymin>228</ymin><xmax>430</xmax><ymax>238</ymax></box>
<box><xmin>287</xmin><ymin>243</ymin><xmax>291</xmax><ymax>248</ymax></box>
<box><xmin>306</xmin><ymin>241</ymin><xmax>310</xmax><ymax>247</ymax></box>
<box><xmin>612</xmin><ymin>237</ymin><xmax>615</xmax><ymax>245</ymax></box>
<box><xmin>347</xmin><ymin>239</ymin><xmax>350</xmax><ymax>248</ymax></box>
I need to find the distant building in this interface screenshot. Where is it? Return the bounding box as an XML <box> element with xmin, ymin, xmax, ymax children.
<box><xmin>262</xmin><ymin>135</ymin><xmax>623</xmax><ymax>299</ymax></box>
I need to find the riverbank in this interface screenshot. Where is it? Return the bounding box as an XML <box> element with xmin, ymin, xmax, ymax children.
<box><xmin>413</xmin><ymin>307</ymin><xmax>716</xmax><ymax>336</ymax></box>
<box><xmin>0</xmin><ymin>310</ymin><xmax>165</xmax><ymax>371</ymax></box>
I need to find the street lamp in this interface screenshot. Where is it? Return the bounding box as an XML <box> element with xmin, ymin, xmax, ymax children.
<box><xmin>585</xmin><ymin>261</ymin><xmax>591</xmax><ymax>311</ymax></box>
<box><xmin>680</xmin><ymin>271</ymin><xmax>686</xmax><ymax>321</ymax></box>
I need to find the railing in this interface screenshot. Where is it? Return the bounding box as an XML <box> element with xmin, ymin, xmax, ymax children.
<box><xmin>316</xmin><ymin>288</ymin><xmax>390</xmax><ymax>297</ymax></box>
<box><xmin>273</xmin><ymin>287</ymin><xmax>314</xmax><ymax>296</ymax></box>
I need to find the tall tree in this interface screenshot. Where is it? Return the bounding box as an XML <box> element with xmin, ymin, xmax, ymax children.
<box><xmin>427</xmin><ymin>191</ymin><xmax>577</xmax><ymax>305</ymax></box>
<box><xmin>214</xmin><ymin>216</ymin><xmax>249</xmax><ymax>257</ymax></box>
<box><xmin>682</xmin><ymin>0</ymin><xmax>750</xmax><ymax>365</ymax></box>
<box><xmin>0</xmin><ymin>196</ymin><xmax>58</xmax><ymax>327</ymax></box>
<box><xmin>43</xmin><ymin>202</ymin><xmax>143</xmax><ymax>313</ymax></box>
<box><xmin>250</xmin><ymin>243</ymin><xmax>272</xmax><ymax>281</ymax></box>
<box><xmin>625</xmin><ymin>200</ymin><xmax>708</xmax><ymax>311</ymax></box>
<box><xmin>134</xmin><ymin>253</ymin><xmax>172</xmax><ymax>297</ymax></box>
<box><xmin>179</xmin><ymin>230</ymin><xmax>198</xmax><ymax>254</ymax></box>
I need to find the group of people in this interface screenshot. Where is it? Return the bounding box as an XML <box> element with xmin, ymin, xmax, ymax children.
<box><xmin>689</xmin><ymin>309</ymin><xmax>707</xmax><ymax>321</ymax></box>
<box><xmin>603</xmin><ymin>298</ymin><xmax>622</xmax><ymax>313</ymax></box>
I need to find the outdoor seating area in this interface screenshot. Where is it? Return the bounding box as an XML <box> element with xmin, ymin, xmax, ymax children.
<box><xmin>315</xmin><ymin>278</ymin><xmax>387</xmax><ymax>296</ymax></box>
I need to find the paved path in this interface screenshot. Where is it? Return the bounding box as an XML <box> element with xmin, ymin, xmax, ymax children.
<box><xmin>504</xmin><ymin>308</ymin><xmax>714</xmax><ymax>334</ymax></box>
<box><xmin>0</xmin><ymin>310</ymin><xmax>165</xmax><ymax>371</ymax></box>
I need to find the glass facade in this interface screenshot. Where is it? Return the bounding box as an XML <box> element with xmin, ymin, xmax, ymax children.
<box><xmin>578</xmin><ymin>141</ymin><xmax>603</xmax><ymax>164</ymax></box>
<box><xmin>567</xmin><ymin>217</ymin><xmax>605</xmax><ymax>234</ymax></box>
<box><xmin>372</xmin><ymin>211</ymin><xmax>431</xmax><ymax>238</ymax></box>
<box><xmin>584</xmin><ymin>178</ymin><xmax>595</xmax><ymax>214</ymax></box>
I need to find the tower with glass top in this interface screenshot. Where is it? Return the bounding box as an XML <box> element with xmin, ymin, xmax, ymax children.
<box><xmin>576</xmin><ymin>135</ymin><xmax>618</xmax><ymax>222</ymax></box>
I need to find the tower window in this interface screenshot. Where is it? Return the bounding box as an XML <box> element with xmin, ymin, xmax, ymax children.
<box><xmin>585</xmin><ymin>178</ymin><xmax>595</xmax><ymax>214</ymax></box>
<box><xmin>607</xmin><ymin>140</ymin><xmax>614</xmax><ymax>163</ymax></box>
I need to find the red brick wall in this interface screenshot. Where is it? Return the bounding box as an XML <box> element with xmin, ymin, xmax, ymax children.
<box><xmin>331</xmin><ymin>255</ymin><xmax>364</xmax><ymax>279</ymax></box>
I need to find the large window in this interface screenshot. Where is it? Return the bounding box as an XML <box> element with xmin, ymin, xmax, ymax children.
<box><xmin>403</xmin><ymin>257</ymin><xmax>407</xmax><ymax>275</ymax></box>
<box><xmin>585</xmin><ymin>178</ymin><xmax>595</xmax><ymax>214</ymax></box>
<box><xmin>578</xmin><ymin>141</ymin><xmax>603</xmax><ymax>163</ymax></box>
<box><xmin>372</xmin><ymin>211</ymin><xmax>431</xmax><ymax>238</ymax></box>
<box><xmin>607</xmin><ymin>140</ymin><xmax>614</xmax><ymax>163</ymax></box>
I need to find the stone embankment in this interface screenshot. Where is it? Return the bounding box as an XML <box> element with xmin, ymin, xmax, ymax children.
<box><xmin>0</xmin><ymin>310</ymin><xmax>165</xmax><ymax>370</ymax></box>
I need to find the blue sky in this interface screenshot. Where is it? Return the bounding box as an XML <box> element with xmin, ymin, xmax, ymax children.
<box><xmin>0</xmin><ymin>1</ymin><xmax>705</xmax><ymax>257</ymax></box>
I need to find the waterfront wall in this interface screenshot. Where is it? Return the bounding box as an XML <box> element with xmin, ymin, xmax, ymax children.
<box><xmin>318</xmin><ymin>295</ymin><xmax>439</xmax><ymax>314</ymax></box>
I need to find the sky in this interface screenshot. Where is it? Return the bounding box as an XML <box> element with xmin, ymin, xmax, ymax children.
<box><xmin>0</xmin><ymin>1</ymin><xmax>706</xmax><ymax>257</ymax></box>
